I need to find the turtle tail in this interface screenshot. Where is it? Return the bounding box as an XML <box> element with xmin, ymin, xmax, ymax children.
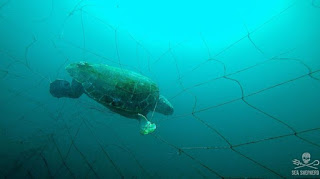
<box><xmin>50</xmin><ymin>79</ymin><xmax>84</xmax><ymax>98</ymax></box>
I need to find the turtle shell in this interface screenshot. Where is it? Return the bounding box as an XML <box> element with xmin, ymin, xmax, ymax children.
<box><xmin>66</xmin><ymin>62</ymin><xmax>159</xmax><ymax>118</ymax></box>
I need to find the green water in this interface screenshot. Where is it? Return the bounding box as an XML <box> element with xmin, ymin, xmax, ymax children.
<box><xmin>0</xmin><ymin>0</ymin><xmax>320</xmax><ymax>178</ymax></box>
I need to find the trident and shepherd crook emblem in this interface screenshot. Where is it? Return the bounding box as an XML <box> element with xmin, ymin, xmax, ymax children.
<box><xmin>293</xmin><ymin>152</ymin><xmax>320</xmax><ymax>170</ymax></box>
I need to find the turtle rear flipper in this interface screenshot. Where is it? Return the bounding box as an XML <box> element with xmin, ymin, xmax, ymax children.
<box><xmin>155</xmin><ymin>95</ymin><xmax>174</xmax><ymax>115</ymax></box>
<box><xmin>50</xmin><ymin>79</ymin><xmax>84</xmax><ymax>98</ymax></box>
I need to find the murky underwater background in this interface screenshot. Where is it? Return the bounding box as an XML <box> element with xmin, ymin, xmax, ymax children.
<box><xmin>1</xmin><ymin>0</ymin><xmax>320</xmax><ymax>178</ymax></box>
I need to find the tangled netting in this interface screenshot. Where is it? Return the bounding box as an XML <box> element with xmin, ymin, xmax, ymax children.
<box><xmin>0</xmin><ymin>0</ymin><xmax>320</xmax><ymax>178</ymax></box>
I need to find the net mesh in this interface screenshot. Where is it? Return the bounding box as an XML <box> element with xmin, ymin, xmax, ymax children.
<box><xmin>0</xmin><ymin>0</ymin><xmax>320</xmax><ymax>178</ymax></box>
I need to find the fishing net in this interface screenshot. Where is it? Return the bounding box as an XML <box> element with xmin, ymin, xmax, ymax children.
<box><xmin>0</xmin><ymin>0</ymin><xmax>320</xmax><ymax>178</ymax></box>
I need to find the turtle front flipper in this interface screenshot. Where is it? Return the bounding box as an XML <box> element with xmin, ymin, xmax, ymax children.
<box><xmin>50</xmin><ymin>79</ymin><xmax>84</xmax><ymax>98</ymax></box>
<box><xmin>138</xmin><ymin>113</ymin><xmax>156</xmax><ymax>135</ymax></box>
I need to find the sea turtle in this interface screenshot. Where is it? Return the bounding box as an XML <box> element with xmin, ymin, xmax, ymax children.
<box><xmin>49</xmin><ymin>62</ymin><xmax>174</xmax><ymax>134</ymax></box>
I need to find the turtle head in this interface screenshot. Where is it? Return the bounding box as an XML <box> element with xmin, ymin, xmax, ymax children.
<box><xmin>155</xmin><ymin>95</ymin><xmax>174</xmax><ymax>115</ymax></box>
<box><xmin>50</xmin><ymin>79</ymin><xmax>72</xmax><ymax>98</ymax></box>
<box><xmin>50</xmin><ymin>79</ymin><xmax>84</xmax><ymax>98</ymax></box>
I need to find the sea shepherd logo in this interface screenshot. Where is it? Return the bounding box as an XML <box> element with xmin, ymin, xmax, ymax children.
<box><xmin>292</xmin><ymin>152</ymin><xmax>319</xmax><ymax>176</ymax></box>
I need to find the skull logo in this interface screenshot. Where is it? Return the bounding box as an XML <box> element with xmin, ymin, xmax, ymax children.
<box><xmin>302</xmin><ymin>152</ymin><xmax>311</xmax><ymax>164</ymax></box>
